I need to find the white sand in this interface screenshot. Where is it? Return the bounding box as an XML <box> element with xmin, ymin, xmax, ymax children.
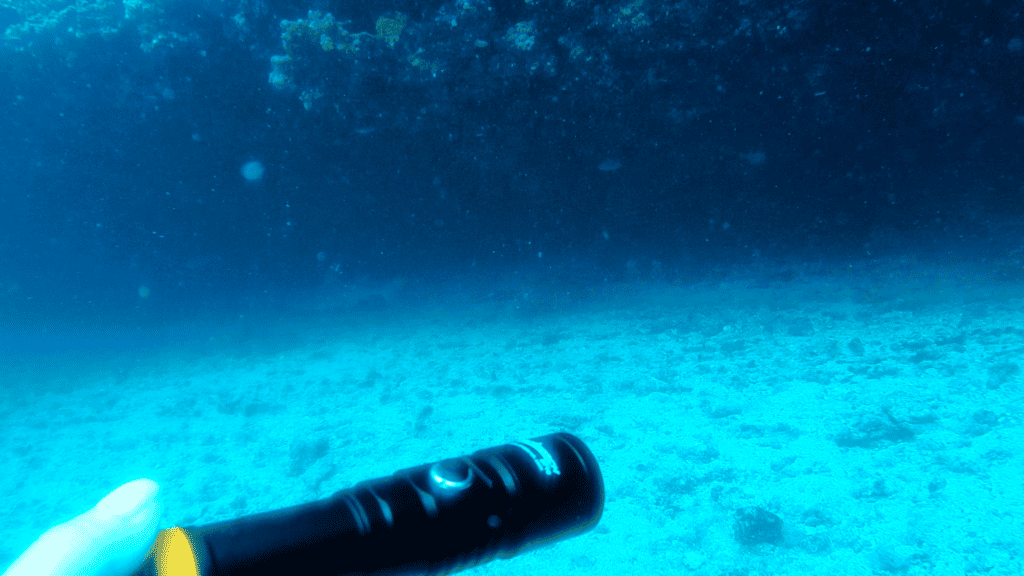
<box><xmin>2</xmin><ymin>259</ymin><xmax>1021</xmax><ymax>575</ymax></box>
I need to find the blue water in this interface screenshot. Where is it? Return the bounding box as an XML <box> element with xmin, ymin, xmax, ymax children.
<box><xmin>2</xmin><ymin>0</ymin><xmax>1023</xmax><ymax>574</ymax></box>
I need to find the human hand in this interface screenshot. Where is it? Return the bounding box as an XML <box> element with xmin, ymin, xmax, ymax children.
<box><xmin>2</xmin><ymin>479</ymin><xmax>161</xmax><ymax>576</ymax></box>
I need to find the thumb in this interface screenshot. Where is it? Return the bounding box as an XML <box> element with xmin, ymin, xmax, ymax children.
<box><xmin>3</xmin><ymin>479</ymin><xmax>162</xmax><ymax>576</ymax></box>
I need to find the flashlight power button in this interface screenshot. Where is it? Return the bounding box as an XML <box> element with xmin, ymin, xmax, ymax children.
<box><xmin>429</xmin><ymin>459</ymin><xmax>474</xmax><ymax>492</ymax></box>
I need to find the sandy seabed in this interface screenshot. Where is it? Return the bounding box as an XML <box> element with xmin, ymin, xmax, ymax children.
<box><xmin>2</xmin><ymin>259</ymin><xmax>1022</xmax><ymax>576</ymax></box>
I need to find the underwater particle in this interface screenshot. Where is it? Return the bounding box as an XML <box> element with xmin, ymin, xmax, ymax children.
<box><xmin>739</xmin><ymin>151</ymin><xmax>766</xmax><ymax>165</ymax></box>
<box><xmin>505</xmin><ymin>21</ymin><xmax>536</xmax><ymax>51</ymax></box>
<box><xmin>241</xmin><ymin>161</ymin><xmax>265</xmax><ymax>181</ymax></box>
<box><xmin>138</xmin><ymin>285</ymin><xmax>151</xmax><ymax>299</ymax></box>
<box><xmin>734</xmin><ymin>507</ymin><xmax>784</xmax><ymax>546</ymax></box>
<box><xmin>598</xmin><ymin>158</ymin><xmax>622</xmax><ymax>171</ymax></box>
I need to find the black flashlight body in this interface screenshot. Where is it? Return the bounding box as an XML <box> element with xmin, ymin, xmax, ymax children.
<box><xmin>132</xmin><ymin>432</ymin><xmax>604</xmax><ymax>576</ymax></box>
